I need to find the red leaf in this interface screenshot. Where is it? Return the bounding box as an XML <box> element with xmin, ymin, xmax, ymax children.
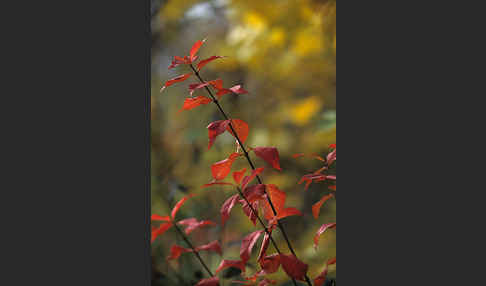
<box><xmin>292</xmin><ymin>153</ymin><xmax>305</xmax><ymax>158</ymax></box>
<box><xmin>195</xmin><ymin>276</ymin><xmax>220</xmax><ymax>286</ymax></box>
<box><xmin>262</xmin><ymin>184</ymin><xmax>286</xmax><ymax>220</ymax></box>
<box><xmin>329</xmin><ymin>143</ymin><xmax>336</xmax><ymax>149</ymax></box>
<box><xmin>242</xmin><ymin>184</ymin><xmax>266</xmax><ymax>203</ymax></box>
<box><xmin>240</xmin><ymin>230</ymin><xmax>264</xmax><ymax>264</ymax></box>
<box><xmin>280</xmin><ymin>254</ymin><xmax>308</xmax><ymax>281</ymax></box>
<box><xmin>314</xmin><ymin>223</ymin><xmax>336</xmax><ymax>249</ymax></box>
<box><xmin>252</xmin><ymin>147</ymin><xmax>281</xmax><ymax>171</ymax></box>
<box><xmin>189</xmin><ymin>79</ymin><xmax>223</xmax><ymax>96</ymax></box>
<box><xmin>221</xmin><ymin>194</ymin><xmax>240</xmax><ymax>226</ymax></box>
<box><xmin>207</xmin><ymin>120</ymin><xmax>230</xmax><ymax>149</ymax></box>
<box><xmin>314</xmin><ymin>267</ymin><xmax>328</xmax><ymax>286</ymax></box>
<box><xmin>197</xmin><ymin>56</ymin><xmax>224</xmax><ymax>71</ymax></box>
<box><xmin>202</xmin><ymin>181</ymin><xmax>235</xmax><ymax>188</ymax></box>
<box><xmin>190</xmin><ymin>39</ymin><xmax>206</xmax><ymax>62</ymax></box>
<box><xmin>327</xmin><ymin>148</ymin><xmax>336</xmax><ymax>166</ymax></box>
<box><xmin>312</xmin><ymin>193</ymin><xmax>334</xmax><ymax>219</ymax></box>
<box><xmin>215</xmin><ymin>85</ymin><xmax>248</xmax><ymax>98</ymax></box>
<box><xmin>241</xmin><ymin>167</ymin><xmax>264</xmax><ymax>190</ymax></box>
<box><xmin>326</xmin><ymin>175</ymin><xmax>336</xmax><ymax>180</ymax></box>
<box><xmin>232</xmin><ymin>168</ymin><xmax>247</xmax><ymax>185</ymax></box>
<box><xmin>226</xmin><ymin>119</ymin><xmax>249</xmax><ymax>144</ymax></box>
<box><xmin>160</xmin><ymin>73</ymin><xmax>192</xmax><ymax>92</ymax></box>
<box><xmin>327</xmin><ymin>257</ymin><xmax>336</xmax><ymax>265</ymax></box>
<box><xmin>151</xmin><ymin>222</ymin><xmax>173</xmax><ymax>243</ymax></box>
<box><xmin>167</xmin><ymin>245</ymin><xmax>192</xmax><ymax>260</ymax></box>
<box><xmin>178</xmin><ymin>218</ymin><xmax>216</xmax><ymax>235</ymax></box>
<box><xmin>151</xmin><ymin>214</ymin><xmax>171</xmax><ymax>222</ymax></box>
<box><xmin>171</xmin><ymin>194</ymin><xmax>195</xmax><ymax>220</ymax></box>
<box><xmin>259</xmin><ymin>253</ymin><xmax>281</xmax><ymax>274</ymax></box>
<box><xmin>211</xmin><ymin>152</ymin><xmax>241</xmax><ymax>181</ymax></box>
<box><xmin>328</xmin><ymin>185</ymin><xmax>336</xmax><ymax>191</ymax></box>
<box><xmin>215</xmin><ymin>259</ymin><xmax>246</xmax><ymax>274</ymax></box>
<box><xmin>298</xmin><ymin>173</ymin><xmax>327</xmax><ymax>190</ymax></box>
<box><xmin>179</xmin><ymin>96</ymin><xmax>212</xmax><ymax>111</ymax></box>
<box><xmin>195</xmin><ymin>240</ymin><xmax>222</xmax><ymax>255</ymax></box>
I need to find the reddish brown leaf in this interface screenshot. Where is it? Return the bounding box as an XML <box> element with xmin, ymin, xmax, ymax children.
<box><xmin>257</xmin><ymin>226</ymin><xmax>275</xmax><ymax>261</ymax></box>
<box><xmin>226</xmin><ymin>119</ymin><xmax>249</xmax><ymax>144</ymax></box>
<box><xmin>178</xmin><ymin>218</ymin><xmax>216</xmax><ymax>235</ymax></box>
<box><xmin>232</xmin><ymin>168</ymin><xmax>247</xmax><ymax>185</ymax></box>
<box><xmin>211</xmin><ymin>152</ymin><xmax>241</xmax><ymax>181</ymax></box>
<box><xmin>195</xmin><ymin>276</ymin><xmax>220</xmax><ymax>286</ymax></box>
<box><xmin>298</xmin><ymin>173</ymin><xmax>327</xmax><ymax>190</ymax></box>
<box><xmin>151</xmin><ymin>214</ymin><xmax>171</xmax><ymax>222</ymax></box>
<box><xmin>160</xmin><ymin>73</ymin><xmax>192</xmax><ymax>92</ymax></box>
<box><xmin>195</xmin><ymin>240</ymin><xmax>222</xmax><ymax>255</ymax></box>
<box><xmin>207</xmin><ymin>120</ymin><xmax>230</xmax><ymax>149</ymax></box>
<box><xmin>221</xmin><ymin>194</ymin><xmax>240</xmax><ymax>226</ymax></box>
<box><xmin>197</xmin><ymin>56</ymin><xmax>224</xmax><ymax>71</ymax></box>
<box><xmin>314</xmin><ymin>223</ymin><xmax>336</xmax><ymax>249</ymax></box>
<box><xmin>312</xmin><ymin>193</ymin><xmax>334</xmax><ymax>219</ymax></box>
<box><xmin>259</xmin><ymin>253</ymin><xmax>281</xmax><ymax>274</ymax></box>
<box><xmin>151</xmin><ymin>222</ymin><xmax>173</xmax><ymax>243</ymax></box>
<box><xmin>240</xmin><ymin>230</ymin><xmax>264</xmax><ymax>264</ymax></box>
<box><xmin>241</xmin><ymin>167</ymin><xmax>264</xmax><ymax>191</ymax></box>
<box><xmin>215</xmin><ymin>259</ymin><xmax>246</xmax><ymax>274</ymax></box>
<box><xmin>179</xmin><ymin>96</ymin><xmax>212</xmax><ymax>111</ymax></box>
<box><xmin>262</xmin><ymin>184</ymin><xmax>286</xmax><ymax>220</ymax></box>
<box><xmin>292</xmin><ymin>153</ymin><xmax>305</xmax><ymax>158</ymax></box>
<box><xmin>240</xmin><ymin>200</ymin><xmax>259</xmax><ymax>226</ymax></box>
<box><xmin>328</xmin><ymin>185</ymin><xmax>336</xmax><ymax>191</ymax></box>
<box><xmin>252</xmin><ymin>147</ymin><xmax>281</xmax><ymax>171</ymax></box>
<box><xmin>242</xmin><ymin>184</ymin><xmax>266</xmax><ymax>203</ymax></box>
<box><xmin>280</xmin><ymin>254</ymin><xmax>308</xmax><ymax>281</ymax></box>
<box><xmin>170</xmin><ymin>194</ymin><xmax>195</xmax><ymax>220</ymax></box>
<box><xmin>167</xmin><ymin>244</ymin><xmax>192</xmax><ymax>260</ymax></box>
<box><xmin>202</xmin><ymin>181</ymin><xmax>235</xmax><ymax>188</ymax></box>
<box><xmin>190</xmin><ymin>39</ymin><xmax>206</xmax><ymax>62</ymax></box>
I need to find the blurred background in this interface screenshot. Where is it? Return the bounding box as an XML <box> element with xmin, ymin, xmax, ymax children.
<box><xmin>151</xmin><ymin>0</ymin><xmax>335</xmax><ymax>285</ymax></box>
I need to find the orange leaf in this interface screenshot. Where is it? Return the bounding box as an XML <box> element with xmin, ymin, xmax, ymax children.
<box><xmin>312</xmin><ymin>193</ymin><xmax>334</xmax><ymax>219</ymax></box>
<box><xmin>195</xmin><ymin>276</ymin><xmax>220</xmax><ymax>286</ymax></box>
<box><xmin>314</xmin><ymin>223</ymin><xmax>336</xmax><ymax>249</ymax></box>
<box><xmin>190</xmin><ymin>39</ymin><xmax>206</xmax><ymax>62</ymax></box>
<box><xmin>240</xmin><ymin>230</ymin><xmax>264</xmax><ymax>264</ymax></box>
<box><xmin>227</xmin><ymin>119</ymin><xmax>249</xmax><ymax>144</ymax></box>
<box><xmin>232</xmin><ymin>168</ymin><xmax>247</xmax><ymax>185</ymax></box>
<box><xmin>279</xmin><ymin>254</ymin><xmax>308</xmax><ymax>281</ymax></box>
<box><xmin>252</xmin><ymin>147</ymin><xmax>281</xmax><ymax>171</ymax></box>
<box><xmin>170</xmin><ymin>194</ymin><xmax>195</xmax><ymax>220</ymax></box>
<box><xmin>262</xmin><ymin>184</ymin><xmax>286</xmax><ymax>220</ymax></box>
<box><xmin>197</xmin><ymin>56</ymin><xmax>224</xmax><ymax>71</ymax></box>
<box><xmin>179</xmin><ymin>96</ymin><xmax>212</xmax><ymax>111</ymax></box>
<box><xmin>327</xmin><ymin>257</ymin><xmax>336</xmax><ymax>265</ymax></box>
<box><xmin>211</xmin><ymin>152</ymin><xmax>240</xmax><ymax>181</ymax></box>
<box><xmin>207</xmin><ymin>120</ymin><xmax>230</xmax><ymax>149</ymax></box>
<box><xmin>160</xmin><ymin>73</ymin><xmax>192</xmax><ymax>92</ymax></box>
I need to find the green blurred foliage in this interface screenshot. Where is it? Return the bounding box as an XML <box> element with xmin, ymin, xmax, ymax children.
<box><xmin>151</xmin><ymin>0</ymin><xmax>336</xmax><ymax>285</ymax></box>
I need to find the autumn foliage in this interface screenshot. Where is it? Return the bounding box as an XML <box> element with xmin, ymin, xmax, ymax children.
<box><xmin>152</xmin><ymin>39</ymin><xmax>336</xmax><ymax>285</ymax></box>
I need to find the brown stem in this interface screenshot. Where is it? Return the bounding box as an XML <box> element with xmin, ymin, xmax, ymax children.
<box><xmin>190</xmin><ymin>64</ymin><xmax>313</xmax><ymax>286</ymax></box>
<box><xmin>172</xmin><ymin>222</ymin><xmax>214</xmax><ymax>277</ymax></box>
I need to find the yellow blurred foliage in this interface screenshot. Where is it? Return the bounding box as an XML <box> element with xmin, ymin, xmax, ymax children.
<box><xmin>291</xmin><ymin>96</ymin><xmax>324</xmax><ymax>125</ymax></box>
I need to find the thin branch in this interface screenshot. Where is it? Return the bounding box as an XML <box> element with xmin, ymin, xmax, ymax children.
<box><xmin>172</xmin><ymin>222</ymin><xmax>214</xmax><ymax>277</ymax></box>
<box><xmin>190</xmin><ymin>64</ymin><xmax>312</xmax><ymax>286</ymax></box>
